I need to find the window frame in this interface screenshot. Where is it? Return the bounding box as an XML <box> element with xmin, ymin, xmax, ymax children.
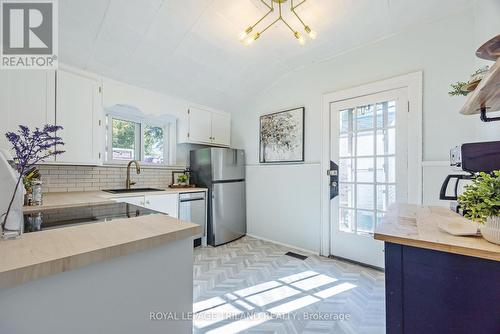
<box><xmin>105</xmin><ymin>107</ymin><xmax>176</xmax><ymax>166</ymax></box>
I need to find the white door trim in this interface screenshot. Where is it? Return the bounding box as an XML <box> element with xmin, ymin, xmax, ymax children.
<box><xmin>319</xmin><ymin>72</ymin><xmax>423</xmax><ymax>257</ymax></box>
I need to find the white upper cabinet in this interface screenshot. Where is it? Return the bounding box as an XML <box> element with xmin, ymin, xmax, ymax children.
<box><xmin>211</xmin><ymin>112</ymin><xmax>231</xmax><ymax>146</ymax></box>
<box><xmin>56</xmin><ymin>69</ymin><xmax>103</xmax><ymax>165</ymax></box>
<box><xmin>0</xmin><ymin>70</ymin><xmax>56</xmax><ymax>156</ymax></box>
<box><xmin>179</xmin><ymin>107</ymin><xmax>231</xmax><ymax>147</ymax></box>
<box><xmin>187</xmin><ymin>107</ymin><xmax>212</xmax><ymax>143</ymax></box>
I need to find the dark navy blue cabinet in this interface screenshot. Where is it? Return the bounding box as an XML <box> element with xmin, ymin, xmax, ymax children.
<box><xmin>384</xmin><ymin>242</ymin><xmax>500</xmax><ymax>334</ymax></box>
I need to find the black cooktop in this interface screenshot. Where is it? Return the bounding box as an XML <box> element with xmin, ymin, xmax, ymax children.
<box><xmin>24</xmin><ymin>202</ymin><xmax>162</xmax><ymax>233</ymax></box>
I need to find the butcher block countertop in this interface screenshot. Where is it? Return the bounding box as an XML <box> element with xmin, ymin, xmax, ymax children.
<box><xmin>374</xmin><ymin>204</ymin><xmax>500</xmax><ymax>262</ymax></box>
<box><xmin>0</xmin><ymin>214</ymin><xmax>201</xmax><ymax>289</ymax></box>
<box><xmin>23</xmin><ymin>188</ymin><xmax>207</xmax><ymax>213</ymax></box>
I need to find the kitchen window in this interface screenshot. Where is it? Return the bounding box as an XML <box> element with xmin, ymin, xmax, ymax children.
<box><xmin>105</xmin><ymin>105</ymin><xmax>176</xmax><ymax>165</ymax></box>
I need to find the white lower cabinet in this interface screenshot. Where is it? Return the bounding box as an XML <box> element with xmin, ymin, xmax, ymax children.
<box><xmin>115</xmin><ymin>193</ymin><xmax>179</xmax><ymax>218</ymax></box>
<box><xmin>115</xmin><ymin>196</ymin><xmax>145</xmax><ymax>207</ymax></box>
<box><xmin>144</xmin><ymin>194</ymin><xmax>178</xmax><ymax>218</ymax></box>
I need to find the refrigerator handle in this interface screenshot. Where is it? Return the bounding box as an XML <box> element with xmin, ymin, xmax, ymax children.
<box><xmin>233</xmin><ymin>150</ymin><xmax>237</xmax><ymax>165</ymax></box>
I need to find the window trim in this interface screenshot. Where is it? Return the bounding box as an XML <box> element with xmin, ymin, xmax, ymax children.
<box><xmin>104</xmin><ymin>105</ymin><xmax>176</xmax><ymax>166</ymax></box>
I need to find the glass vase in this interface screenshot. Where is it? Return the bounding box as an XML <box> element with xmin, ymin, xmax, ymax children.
<box><xmin>1</xmin><ymin>210</ymin><xmax>24</xmax><ymax>240</ymax></box>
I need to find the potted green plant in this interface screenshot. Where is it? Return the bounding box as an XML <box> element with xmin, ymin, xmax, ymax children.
<box><xmin>458</xmin><ymin>171</ymin><xmax>500</xmax><ymax>244</ymax></box>
<box><xmin>177</xmin><ymin>174</ymin><xmax>189</xmax><ymax>186</ymax></box>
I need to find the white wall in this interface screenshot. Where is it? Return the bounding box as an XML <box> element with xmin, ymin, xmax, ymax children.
<box><xmin>232</xmin><ymin>7</ymin><xmax>500</xmax><ymax>254</ymax></box>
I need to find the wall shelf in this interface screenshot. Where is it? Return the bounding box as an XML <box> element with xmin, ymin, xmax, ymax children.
<box><xmin>459</xmin><ymin>57</ymin><xmax>500</xmax><ymax>120</ymax></box>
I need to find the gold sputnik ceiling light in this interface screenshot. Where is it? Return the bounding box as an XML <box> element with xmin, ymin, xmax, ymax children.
<box><xmin>240</xmin><ymin>0</ymin><xmax>316</xmax><ymax>46</ymax></box>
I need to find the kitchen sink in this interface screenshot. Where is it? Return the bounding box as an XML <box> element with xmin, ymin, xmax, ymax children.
<box><xmin>102</xmin><ymin>188</ymin><xmax>164</xmax><ymax>194</ymax></box>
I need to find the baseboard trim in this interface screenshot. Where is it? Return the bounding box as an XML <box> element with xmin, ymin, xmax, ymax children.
<box><xmin>328</xmin><ymin>255</ymin><xmax>384</xmax><ymax>272</ymax></box>
<box><xmin>246</xmin><ymin>233</ymin><xmax>319</xmax><ymax>256</ymax></box>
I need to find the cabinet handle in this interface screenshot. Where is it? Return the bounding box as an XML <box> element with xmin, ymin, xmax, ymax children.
<box><xmin>146</xmin><ymin>200</ymin><xmax>151</xmax><ymax>205</ymax></box>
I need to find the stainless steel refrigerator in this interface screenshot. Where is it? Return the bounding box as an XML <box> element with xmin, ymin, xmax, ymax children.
<box><xmin>190</xmin><ymin>148</ymin><xmax>246</xmax><ymax>246</ymax></box>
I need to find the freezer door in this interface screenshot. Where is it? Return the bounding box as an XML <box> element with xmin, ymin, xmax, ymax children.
<box><xmin>211</xmin><ymin>181</ymin><xmax>246</xmax><ymax>246</ymax></box>
<box><xmin>211</xmin><ymin>148</ymin><xmax>245</xmax><ymax>181</ymax></box>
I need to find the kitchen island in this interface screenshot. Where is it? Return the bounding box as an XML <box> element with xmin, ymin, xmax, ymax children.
<box><xmin>375</xmin><ymin>204</ymin><xmax>500</xmax><ymax>334</ymax></box>
<box><xmin>0</xmin><ymin>192</ymin><xmax>202</xmax><ymax>334</ymax></box>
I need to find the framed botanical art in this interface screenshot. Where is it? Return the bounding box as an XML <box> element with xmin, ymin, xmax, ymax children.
<box><xmin>259</xmin><ymin>107</ymin><xmax>305</xmax><ymax>163</ymax></box>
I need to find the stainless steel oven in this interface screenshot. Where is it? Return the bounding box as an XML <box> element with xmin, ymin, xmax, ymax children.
<box><xmin>178</xmin><ymin>192</ymin><xmax>206</xmax><ymax>247</ymax></box>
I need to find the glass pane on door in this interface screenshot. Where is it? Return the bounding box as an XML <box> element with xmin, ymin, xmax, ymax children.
<box><xmin>338</xmin><ymin>101</ymin><xmax>397</xmax><ymax>235</ymax></box>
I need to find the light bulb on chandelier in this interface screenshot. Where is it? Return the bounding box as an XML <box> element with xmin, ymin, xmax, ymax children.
<box><xmin>239</xmin><ymin>0</ymin><xmax>316</xmax><ymax>46</ymax></box>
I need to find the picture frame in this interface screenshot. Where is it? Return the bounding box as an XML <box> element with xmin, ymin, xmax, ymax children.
<box><xmin>169</xmin><ymin>170</ymin><xmax>195</xmax><ymax>188</ymax></box>
<box><xmin>259</xmin><ymin>107</ymin><xmax>305</xmax><ymax>163</ymax></box>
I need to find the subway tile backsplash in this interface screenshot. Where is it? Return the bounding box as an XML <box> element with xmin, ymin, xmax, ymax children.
<box><xmin>37</xmin><ymin>165</ymin><xmax>179</xmax><ymax>193</ymax></box>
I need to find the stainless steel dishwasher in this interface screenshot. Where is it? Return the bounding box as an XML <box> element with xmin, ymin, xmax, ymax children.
<box><xmin>178</xmin><ymin>192</ymin><xmax>207</xmax><ymax>247</ymax></box>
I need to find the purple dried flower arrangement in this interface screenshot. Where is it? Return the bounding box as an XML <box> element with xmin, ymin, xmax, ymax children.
<box><xmin>1</xmin><ymin>125</ymin><xmax>65</xmax><ymax>231</ymax></box>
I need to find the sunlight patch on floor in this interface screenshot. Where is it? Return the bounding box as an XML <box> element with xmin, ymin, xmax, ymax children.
<box><xmin>193</xmin><ymin>296</ymin><xmax>226</xmax><ymax>313</ymax></box>
<box><xmin>194</xmin><ymin>303</ymin><xmax>243</xmax><ymax>329</ymax></box>
<box><xmin>290</xmin><ymin>274</ymin><xmax>338</xmax><ymax>291</ymax></box>
<box><xmin>314</xmin><ymin>282</ymin><xmax>357</xmax><ymax>299</ymax></box>
<box><xmin>205</xmin><ymin>313</ymin><xmax>269</xmax><ymax>334</ymax></box>
<box><xmin>278</xmin><ymin>270</ymin><xmax>319</xmax><ymax>284</ymax></box>
<box><xmin>267</xmin><ymin>295</ymin><xmax>320</xmax><ymax>315</ymax></box>
<box><xmin>193</xmin><ymin>270</ymin><xmax>358</xmax><ymax>334</ymax></box>
<box><xmin>233</xmin><ymin>281</ymin><xmax>281</xmax><ymax>298</ymax></box>
<box><xmin>245</xmin><ymin>285</ymin><xmax>302</xmax><ymax>307</ymax></box>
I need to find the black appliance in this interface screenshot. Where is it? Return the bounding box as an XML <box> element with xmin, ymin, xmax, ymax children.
<box><xmin>440</xmin><ymin>141</ymin><xmax>500</xmax><ymax>211</ymax></box>
<box><xmin>23</xmin><ymin>202</ymin><xmax>162</xmax><ymax>233</ymax></box>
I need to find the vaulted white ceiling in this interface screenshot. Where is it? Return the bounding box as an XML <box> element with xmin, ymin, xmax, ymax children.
<box><xmin>60</xmin><ymin>0</ymin><xmax>471</xmax><ymax>111</ymax></box>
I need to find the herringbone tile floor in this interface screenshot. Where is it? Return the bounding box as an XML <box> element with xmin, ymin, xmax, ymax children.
<box><xmin>193</xmin><ymin>236</ymin><xmax>385</xmax><ymax>334</ymax></box>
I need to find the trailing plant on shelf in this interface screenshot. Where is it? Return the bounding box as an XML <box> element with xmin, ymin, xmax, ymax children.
<box><xmin>1</xmin><ymin>125</ymin><xmax>64</xmax><ymax>236</ymax></box>
<box><xmin>448</xmin><ymin>66</ymin><xmax>490</xmax><ymax>97</ymax></box>
<box><xmin>448</xmin><ymin>81</ymin><xmax>469</xmax><ymax>96</ymax></box>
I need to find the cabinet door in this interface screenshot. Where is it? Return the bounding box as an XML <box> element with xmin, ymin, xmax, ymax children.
<box><xmin>145</xmin><ymin>193</ymin><xmax>179</xmax><ymax>218</ymax></box>
<box><xmin>211</xmin><ymin>112</ymin><xmax>231</xmax><ymax>146</ymax></box>
<box><xmin>188</xmin><ymin>107</ymin><xmax>212</xmax><ymax>143</ymax></box>
<box><xmin>0</xmin><ymin>70</ymin><xmax>56</xmax><ymax>154</ymax></box>
<box><xmin>115</xmin><ymin>196</ymin><xmax>145</xmax><ymax>206</ymax></box>
<box><xmin>56</xmin><ymin>70</ymin><xmax>102</xmax><ymax>164</ymax></box>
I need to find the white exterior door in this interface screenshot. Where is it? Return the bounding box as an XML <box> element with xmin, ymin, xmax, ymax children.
<box><xmin>330</xmin><ymin>88</ymin><xmax>409</xmax><ymax>268</ymax></box>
